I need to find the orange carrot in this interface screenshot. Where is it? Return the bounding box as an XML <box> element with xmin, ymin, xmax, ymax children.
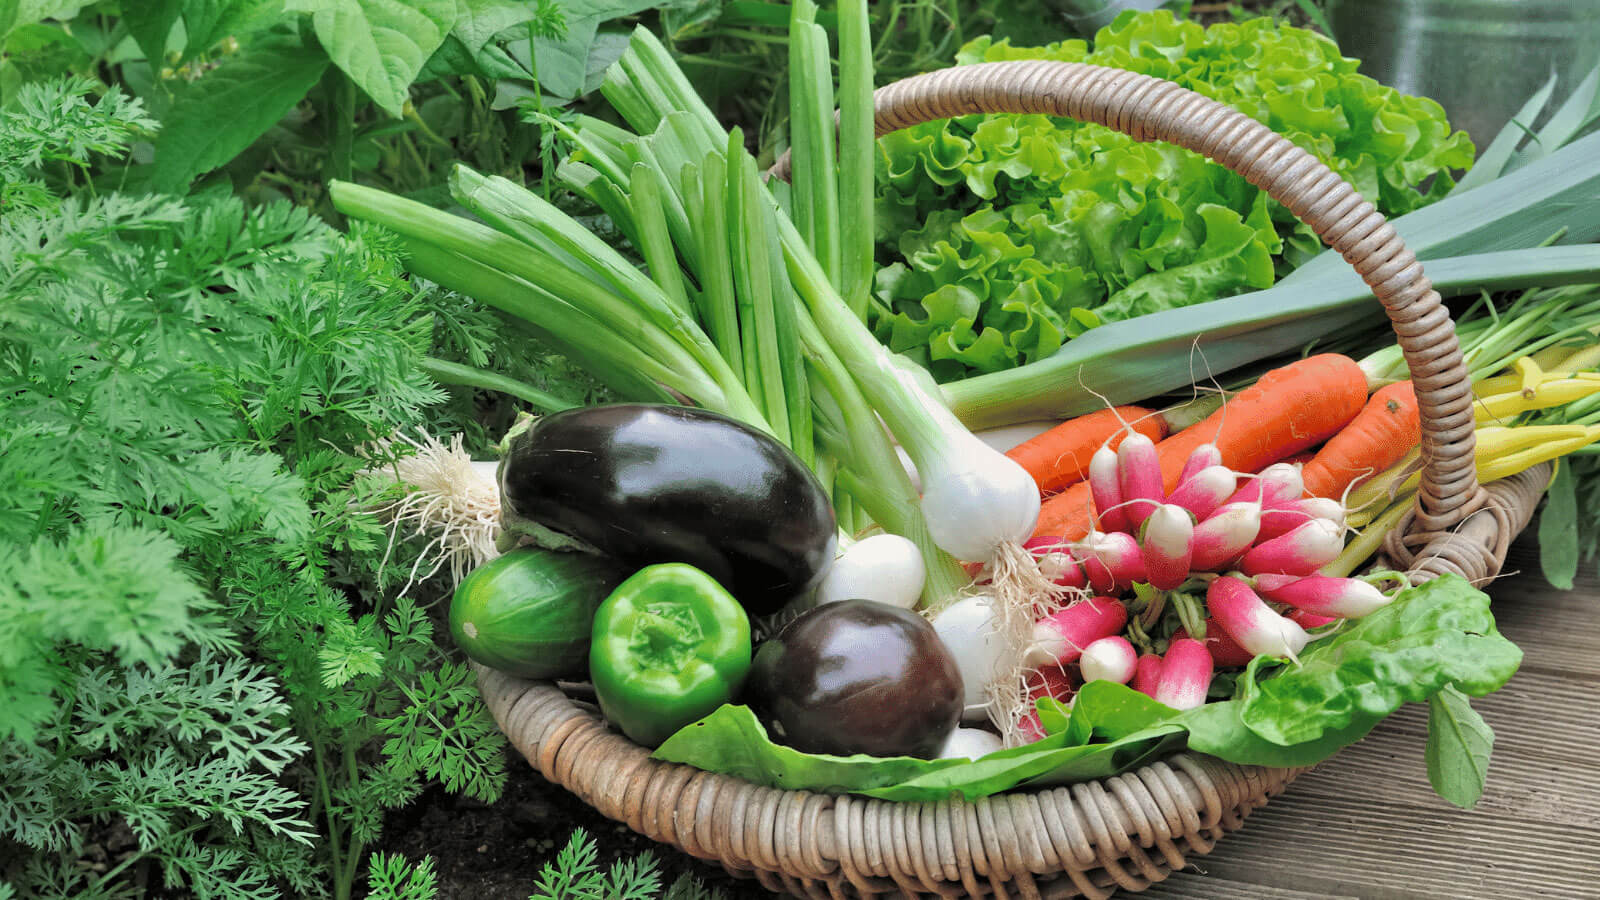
<box><xmin>1006</xmin><ymin>406</ymin><xmax>1166</xmax><ymax>496</ymax></box>
<box><xmin>1300</xmin><ymin>381</ymin><xmax>1420</xmax><ymax>499</ymax></box>
<box><xmin>1032</xmin><ymin>354</ymin><xmax>1369</xmax><ymax>540</ymax></box>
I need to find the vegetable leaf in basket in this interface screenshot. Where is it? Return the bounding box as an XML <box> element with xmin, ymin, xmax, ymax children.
<box><xmin>652</xmin><ymin>576</ymin><xmax>1518</xmax><ymax>805</ymax></box>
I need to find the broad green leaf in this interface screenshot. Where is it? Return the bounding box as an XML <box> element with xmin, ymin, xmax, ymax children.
<box><xmin>1450</xmin><ymin>71</ymin><xmax>1557</xmax><ymax>196</ymax></box>
<box><xmin>532</xmin><ymin>0</ymin><xmax>661</xmax><ymax>99</ymax></box>
<box><xmin>1426</xmin><ymin>685</ymin><xmax>1494</xmax><ymax>809</ymax></box>
<box><xmin>1540</xmin><ymin>461</ymin><xmax>1579</xmax><ymax>590</ymax></box>
<box><xmin>451</xmin><ymin>0</ymin><xmax>537</xmax><ymax>53</ymax></box>
<box><xmin>152</xmin><ymin>30</ymin><xmax>328</xmax><ymax>191</ymax></box>
<box><xmin>1237</xmin><ymin>575</ymin><xmax>1522</xmax><ymax>746</ymax></box>
<box><xmin>288</xmin><ymin>0</ymin><xmax>455</xmax><ymax>117</ymax></box>
<box><xmin>122</xmin><ymin>0</ymin><xmax>182</xmax><ymax>63</ymax></box>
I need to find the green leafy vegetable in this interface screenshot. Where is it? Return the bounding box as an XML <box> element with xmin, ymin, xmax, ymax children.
<box><xmin>1425</xmin><ymin>685</ymin><xmax>1495</xmax><ymax>810</ymax></box>
<box><xmin>288</xmin><ymin>0</ymin><xmax>456</xmax><ymax>118</ymax></box>
<box><xmin>653</xmin><ymin>575</ymin><xmax>1517</xmax><ymax>804</ymax></box>
<box><xmin>151</xmin><ymin>29</ymin><xmax>331</xmax><ymax>191</ymax></box>
<box><xmin>874</xmin><ymin>10</ymin><xmax>1474</xmax><ymax>382</ymax></box>
<box><xmin>1540</xmin><ymin>461</ymin><xmax>1580</xmax><ymax>589</ymax></box>
<box><xmin>1238</xmin><ymin>577</ymin><xmax>1521</xmax><ymax>743</ymax></box>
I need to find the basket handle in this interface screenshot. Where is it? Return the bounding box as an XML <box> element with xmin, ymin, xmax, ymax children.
<box><xmin>778</xmin><ymin>60</ymin><xmax>1499</xmax><ymax>578</ymax></box>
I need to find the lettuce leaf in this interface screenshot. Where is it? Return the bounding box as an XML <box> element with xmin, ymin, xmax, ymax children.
<box><xmin>874</xmin><ymin>10</ymin><xmax>1474</xmax><ymax>381</ymax></box>
<box><xmin>650</xmin><ymin>575</ymin><xmax>1518</xmax><ymax>802</ymax></box>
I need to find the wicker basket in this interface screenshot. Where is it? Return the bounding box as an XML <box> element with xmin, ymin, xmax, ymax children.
<box><xmin>476</xmin><ymin>62</ymin><xmax>1555</xmax><ymax>898</ymax></box>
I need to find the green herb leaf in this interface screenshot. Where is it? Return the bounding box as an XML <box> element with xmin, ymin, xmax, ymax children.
<box><xmin>1425</xmin><ymin>684</ymin><xmax>1495</xmax><ymax>809</ymax></box>
<box><xmin>288</xmin><ymin>0</ymin><xmax>455</xmax><ymax>117</ymax></box>
<box><xmin>151</xmin><ymin>30</ymin><xmax>328</xmax><ymax>191</ymax></box>
<box><xmin>1540</xmin><ymin>461</ymin><xmax>1579</xmax><ymax>590</ymax></box>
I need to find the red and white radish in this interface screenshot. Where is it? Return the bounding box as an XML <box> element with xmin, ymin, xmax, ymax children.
<box><xmin>1165</xmin><ymin>465</ymin><xmax>1236</xmax><ymax>522</ymax></box>
<box><xmin>1223</xmin><ymin>462</ymin><xmax>1304</xmax><ymax>508</ymax></box>
<box><xmin>1116</xmin><ymin>432</ymin><xmax>1164</xmax><ymax>531</ymax></box>
<box><xmin>1016</xmin><ymin>663</ymin><xmax>1074</xmax><ymax>743</ymax></box>
<box><xmin>1257</xmin><ymin>496</ymin><xmax>1346</xmax><ymax>542</ymax></box>
<box><xmin>1253</xmin><ymin>573</ymin><xmax>1392</xmax><ymax>618</ymax></box>
<box><xmin>1023</xmin><ymin>536</ymin><xmax>1086</xmax><ymax>590</ymax></box>
<box><xmin>1076</xmin><ymin>531</ymin><xmax>1146</xmax><ymax>594</ymax></box>
<box><xmin>1026</xmin><ymin>598</ymin><xmax>1129</xmax><ymax>667</ymax></box>
<box><xmin>1141</xmin><ymin>504</ymin><xmax>1195</xmax><ymax>590</ymax></box>
<box><xmin>1132</xmin><ymin>653</ymin><xmax>1164</xmax><ymax>698</ymax></box>
<box><xmin>1153</xmin><ymin>639</ymin><xmax>1214</xmax><ymax>710</ymax></box>
<box><xmin>1238</xmin><ymin>518</ymin><xmax>1344</xmax><ymax>576</ymax></box>
<box><xmin>1188</xmin><ymin>502</ymin><xmax>1262</xmax><ymax>571</ymax></box>
<box><xmin>1078</xmin><ymin>636</ymin><xmax>1138</xmax><ymax>684</ymax></box>
<box><xmin>1288</xmin><ymin>609</ymin><xmax>1341</xmax><ymax>629</ymax></box>
<box><xmin>1207</xmin><ymin>575</ymin><xmax>1310</xmax><ymax>659</ymax></box>
<box><xmin>1089</xmin><ymin>444</ymin><xmax>1130</xmax><ymax>534</ymax></box>
<box><xmin>1177</xmin><ymin>443</ymin><xmax>1223</xmax><ymax>487</ymax></box>
<box><xmin>1172</xmin><ymin>620</ymin><xmax>1254</xmax><ymax>667</ymax></box>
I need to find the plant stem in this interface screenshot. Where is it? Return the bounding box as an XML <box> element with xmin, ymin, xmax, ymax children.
<box><xmin>419</xmin><ymin>357</ymin><xmax>577</xmax><ymax>412</ymax></box>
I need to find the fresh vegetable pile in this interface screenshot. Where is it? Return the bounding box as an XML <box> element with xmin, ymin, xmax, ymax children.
<box><xmin>330</xmin><ymin>4</ymin><xmax>1600</xmax><ymax>818</ymax></box>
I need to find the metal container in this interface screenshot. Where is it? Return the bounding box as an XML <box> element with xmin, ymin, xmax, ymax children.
<box><xmin>1326</xmin><ymin>0</ymin><xmax>1600</xmax><ymax>150</ymax></box>
<box><xmin>1045</xmin><ymin>0</ymin><xmax>1175</xmax><ymax>36</ymax></box>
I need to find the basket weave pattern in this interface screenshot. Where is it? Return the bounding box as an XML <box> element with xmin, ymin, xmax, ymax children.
<box><xmin>480</xmin><ymin>62</ymin><xmax>1554</xmax><ymax>897</ymax></box>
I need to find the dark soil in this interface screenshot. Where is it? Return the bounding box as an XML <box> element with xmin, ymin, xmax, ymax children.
<box><xmin>373</xmin><ymin>748</ymin><xmax>761</xmax><ymax>899</ymax></box>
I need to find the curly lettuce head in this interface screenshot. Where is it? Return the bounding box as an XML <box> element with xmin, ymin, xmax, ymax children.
<box><xmin>874</xmin><ymin>10</ymin><xmax>1474</xmax><ymax>382</ymax></box>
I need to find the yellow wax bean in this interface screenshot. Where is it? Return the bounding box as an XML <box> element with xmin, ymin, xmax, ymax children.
<box><xmin>1553</xmin><ymin>343</ymin><xmax>1600</xmax><ymax>374</ymax></box>
<box><xmin>1351</xmin><ymin>425</ymin><xmax>1596</xmax><ymax>512</ymax></box>
<box><xmin>1473</xmin><ymin>377</ymin><xmax>1600</xmax><ymax>422</ymax></box>
<box><xmin>1478</xmin><ymin>428</ymin><xmax>1600</xmax><ymax>483</ymax></box>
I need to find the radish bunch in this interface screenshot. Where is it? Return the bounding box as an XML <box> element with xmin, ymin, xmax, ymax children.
<box><xmin>1012</xmin><ymin>440</ymin><xmax>1399</xmax><ymax>733</ymax></box>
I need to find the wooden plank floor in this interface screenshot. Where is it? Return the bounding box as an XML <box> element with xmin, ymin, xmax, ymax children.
<box><xmin>1143</xmin><ymin>537</ymin><xmax>1600</xmax><ymax>899</ymax></box>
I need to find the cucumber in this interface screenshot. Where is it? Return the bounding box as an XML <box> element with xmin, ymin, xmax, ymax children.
<box><xmin>449</xmin><ymin>548</ymin><xmax>628</xmax><ymax>679</ymax></box>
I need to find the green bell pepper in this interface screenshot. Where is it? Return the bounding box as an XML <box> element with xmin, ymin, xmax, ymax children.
<box><xmin>589</xmin><ymin>563</ymin><xmax>752</xmax><ymax>747</ymax></box>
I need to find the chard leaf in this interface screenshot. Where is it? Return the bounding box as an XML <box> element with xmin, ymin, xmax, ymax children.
<box><xmin>1237</xmin><ymin>575</ymin><xmax>1522</xmax><ymax>746</ymax></box>
<box><xmin>152</xmin><ymin>30</ymin><xmax>328</xmax><ymax>191</ymax></box>
<box><xmin>650</xmin><ymin>576</ymin><xmax>1520</xmax><ymax>800</ymax></box>
<box><xmin>1541</xmin><ymin>460</ymin><xmax>1580</xmax><ymax>590</ymax></box>
<box><xmin>1425</xmin><ymin>684</ymin><xmax>1494</xmax><ymax>809</ymax></box>
<box><xmin>287</xmin><ymin>0</ymin><xmax>455</xmax><ymax>118</ymax></box>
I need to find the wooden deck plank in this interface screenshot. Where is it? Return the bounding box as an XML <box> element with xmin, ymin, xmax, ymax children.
<box><xmin>1147</xmin><ymin>540</ymin><xmax>1600</xmax><ymax>898</ymax></box>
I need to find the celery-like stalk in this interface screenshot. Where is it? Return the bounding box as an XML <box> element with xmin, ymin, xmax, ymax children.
<box><xmin>837</xmin><ymin>0</ymin><xmax>874</xmax><ymax>318</ymax></box>
<box><xmin>789</xmin><ymin>1</ymin><xmax>840</xmax><ymax>285</ymax></box>
<box><xmin>629</xmin><ymin>163</ymin><xmax>692</xmax><ymax>316</ymax></box>
<box><xmin>419</xmin><ymin>358</ymin><xmax>578</xmax><ymax>413</ymax></box>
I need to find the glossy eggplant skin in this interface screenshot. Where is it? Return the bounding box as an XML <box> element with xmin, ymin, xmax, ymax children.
<box><xmin>747</xmin><ymin>600</ymin><xmax>964</xmax><ymax>758</ymax></box>
<box><xmin>499</xmin><ymin>404</ymin><xmax>836</xmax><ymax>616</ymax></box>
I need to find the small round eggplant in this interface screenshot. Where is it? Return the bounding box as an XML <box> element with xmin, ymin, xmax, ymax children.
<box><xmin>747</xmin><ymin>599</ymin><xmax>964</xmax><ymax>758</ymax></box>
<box><xmin>498</xmin><ymin>404</ymin><xmax>836</xmax><ymax>616</ymax></box>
